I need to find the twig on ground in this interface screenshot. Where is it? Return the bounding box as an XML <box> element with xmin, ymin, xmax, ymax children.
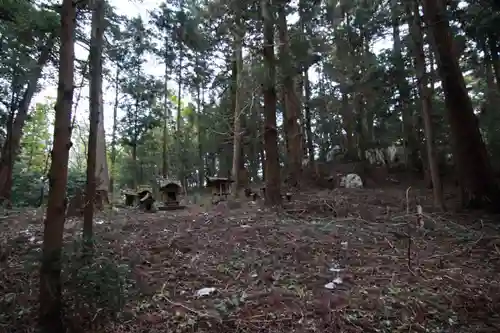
<box><xmin>385</xmin><ymin>237</ymin><xmax>400</xmax><ymax>254</ymax></box>
<box><xmin>405</xmin><ymin>186</ymin><xmax>413</xmax><ymax>271</ymax></box>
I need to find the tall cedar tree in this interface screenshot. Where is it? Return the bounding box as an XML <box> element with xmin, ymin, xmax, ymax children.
<box><xmin>39</xmin><ymin>0</ymin><xmax>76</xmax><ymax>331</ymax></box>
<box><xmin>261</xmin><ymin>0</ymin><xmax>281</xmax><ymax>205</ymax></box>
<box><xmin>83</xmin><ymin>0</ymin><xmax>106</xmax><ymax>247</ymax></box>
<box><xmin>422</xmin><ymin>0</ymin><xmax>500</xmax><ymax>209</ymax></box>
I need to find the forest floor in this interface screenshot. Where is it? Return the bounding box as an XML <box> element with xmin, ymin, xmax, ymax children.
<box><xmin>1</xmin><ymin>187</ymin><xmax>500</xmax><ymax>333</ymax></box>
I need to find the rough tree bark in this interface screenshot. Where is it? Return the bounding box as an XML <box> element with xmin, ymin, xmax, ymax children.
<box><xmin>391</xmin><ymin>0</ymin><xmax>418</xmax><ymax>168</ymax></box>
<box><xmin>298</xmin><ymin>0</ymin><xmax>314</xmax><ymax>165</ymax></box>
<box><xmin>162</xmin><ymin>38</ymin><xmax>169</xmax><ymax>178</ymax></box>
<box><xmin>339</xmin><ymin>90</ymin><xmax>356</xmax><ymax>159</ymax></box>
<box><xmin>261</xmin><ymin>0</ymin><xmax>281</xmax><ymax>205</ymax></box>
<box><xmin>488</xmin><ymin>34</ymin><xmax>500</xmax><ymax>93</ymax></box>
<box><xmin>484</xmin><ymin>42</ymin><xmax>500</xmax><ymax>108</ymax></box>
<box><xmin>110</xmin><ymin>66</ymin><xmax>120</xmax><ymax>195</ymax></box>
<box><xmin>0</xmin><ymin>35</ymin><xmax>55</xmax><ymax>202</ymax></box>
<box><xmin>277</xmin><ymin>0</ymin><xmax>302</xmax><ymax>187</ymax></box>
<box><xmin>295</xmin><ymin>73</ymin><xmax>308</xmax><ymax>160</ymax></box>
<box><xmin>39</xmin><ymin>0</ymin><xmax>76</xmax><ymax>331</ymax></box>
<box><xmin>95</xmin><ymin>95</ymin><xmax>109</xmax><ymax>201</ymax></box>
<box><xmin>408</xmin><ymin>0</ymin><xmax>444</xmax><ymax>210</ymax></box>
<box><xmin>84</xmin><ymin>0</ymin><xmax>106</xmax><ymax>245</ymax></box>
<box><xmin>176</xmin><ymin>0</ymin><xmax>185</xmax><ymax>183</ymax></box>
<box><xmin>303</xmin><ymin>70</ymin><xmax>313</xmax><ymax>164</ymax></box>
<box><xmin>231</xmin><ymin>6</ymin><xmax>244</xmax><ymax>196</ymax></box>
<box><xmin>248</xmin><ymin>96</ymin><xmax>260</xmax><ymax>182</ymax></box>
<box><xmin>197</xmin><ymin>81</ymin><xmax>204</xmax><ymax>187</ymax></box>
<box><xmin>423</xmin><ymin>0</ymin><xmax>500</xmax><ymax>209</ymax></box>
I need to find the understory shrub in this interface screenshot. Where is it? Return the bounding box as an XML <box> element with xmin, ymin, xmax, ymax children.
<box><xmin>10</xmin><ymin>163</ymin><xmax>87</xmax><ymax>207</ymax></box>
<box><xmin>62</xmin><ymin>237</ymin><xmax>135</xmax><ymax>331</ymax></box>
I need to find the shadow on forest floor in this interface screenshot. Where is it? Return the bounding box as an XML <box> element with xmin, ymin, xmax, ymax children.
<box><xmin>1</xmin><ymin>187</ymin><xmax>500</xmax><ymax>332</ymax></box>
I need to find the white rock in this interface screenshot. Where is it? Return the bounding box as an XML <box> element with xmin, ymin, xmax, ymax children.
<box><xmin>340</xmin><ymin>173</ymin><xmax>363</xmax><ymax>188</ymax></box>
<box><xmin>324</xmin><ymin>282</ymin><xmax>336</xmax><ymax>289</ymax></box>
<box><xmin>324</xmin><ymin>277</ymin><xmax>343</xmax><ymax>290</ymax></box>
<box><xmin>195</xmin><ymin>287</ymin><xmax>216</xmax><ymax>297</ymax></box>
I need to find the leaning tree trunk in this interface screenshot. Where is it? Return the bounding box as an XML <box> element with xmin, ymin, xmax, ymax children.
<box><xmin>39</xmin><ymin>0</ymin><xmax>76</xmax><ymax>331</ymax></box>
<box><xmin>408</xmin><ymin>0</ymin><xmax>444</xmax><ymax>210</ymax></box>
<box><xmin>261</xmin><ymin>0</ymin><xmax>281</xmax><ymax>205</ymax></box>
<box><xmin>0</xmin><ymin>35</ymin><xmax>55</xmax><ymax>202</ymax></box>
<box><xmin>423</xmin><ymin>0</ymin><xmax>500</xmax><ymax>209</ymax></box>
<box><xmin>277</xmin><ymin>0</ymin><xmax>302</xmax><ymax>188</ymax></box>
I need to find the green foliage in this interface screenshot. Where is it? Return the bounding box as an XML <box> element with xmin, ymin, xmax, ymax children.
<box><xmin>19</xmin><ymin>101</ymin><xmax>53</xmax><ymax>172</ymax></box>
<box><xmin>0</xmin><ymin>0</ymin><xmax>59</xmax><ymax>125</ymax></box>
<box><xmin>62</xmin><ymin>237</ymin><xmax>135</xmax><ymax>327</ymax></box>
<box><xmin>11</xmin><ymin>100</ymin><xmax>84</xmax><ymax>205</ymax></box>
<box><xmin>66</xmin><ymin>169</ymin><xmax>87</xmax><ymax>198</ymax></box>
<box><xmin>11</xmin><ymin>162</ymin><xmax>45</xmax><ymax>206</ymax></box>
<box><xmin>10</xmin><ymin>165</ymin><xmax>86</xmax><ymax>206</ymax></box>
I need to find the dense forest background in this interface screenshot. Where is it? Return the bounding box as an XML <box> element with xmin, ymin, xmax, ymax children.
<box><xmin>3</xmin><ymin>0</ymin><xmax>500</xmax><ymax>210</ymax></box>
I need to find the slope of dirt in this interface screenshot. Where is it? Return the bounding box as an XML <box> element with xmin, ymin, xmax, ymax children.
<box><xmin>1</xmin><ymin>188</ymin><xmax>500</xmax><ymax>333</ymax></box>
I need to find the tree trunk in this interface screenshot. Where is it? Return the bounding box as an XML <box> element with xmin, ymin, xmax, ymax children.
<box><xmin>354</xmin><ymin>91</ymin><xmax>367</xmax><ymax>160</ymax></box>
<box><xmin>295</xmin><ymin>73</ymin><xmax>308</xmax><ymax>160</ymax></box>
<box><xmin>84</xmin><ymin>0</ymin><xmax>105</xmax><ymax>247</ymax></box>
<box><xmin>0</xmin><ymin>35</ymin><xmax>55</xmax><ymax>202</ymax></box>
<box><xmin>277</xmin><ymin>0</ymin><xmax>302</xmax><ymax>187</ymax></box>
<box><xmin>488</xmin><ymin>34</ymin><xmax>500</xmax><ymax>93</ymax></box>
<box><xmin>298</xmin><ymin>1</ymin><xmax>313</xmax><ymax>165</ymax></box>
<box><xmin>303</xmin><ymin>70</ymin><xmax>314</xmax><ymax>164</ymax></box>
<box><xmin>408</xmin><ymin>0</ymin><xmax>444</xmax><ymax>210</ymax></box>
<box><xmin>197</xmin><ymin>85</ymin><xmax>204</xmax><ymax>187</ymax></box>
<box><xmin>248</xmin><ymin>102</ymin><xmax>259</xmax><ymax>182</ymax></box>
<box><xmin>95</xmin><ymin>94</ymin><xmax>109</xmax><ymax>203</ymax></box>
<box><xmin>110</xmin><ymin>67</ymin><xmax>120</xmax><ymax>195</ymax></box>
<box><xmin>132</xmin><ymin>100</ymin><xmax>139</xmax><ymax>188</ymax></box>
<box><xmin>484</xmin><ymin>42</ymin><xmax>500</xmax><ymax>108</ymax></box>
<box><xmin>340</xmin><ymin>90</ymin><xmax>356</xmax><ymax>159</ymax></box>
<box><xmin>231</xmin><ymin>11</ymin><xmax>244</xmax><ymax>196</ymax></box>
<box><xmin>39</xmin><ymin>0</ymin><xmax>75</xmax><ymax>331</ymax></box>
<box><xmin>423</xmin><ymin>0</ymin><xmax>500</xmax><ymax>209</ymax></box>
<box><xmin>0</xmin><ymin>88</ymin><xmax>18</xmax><ymax>208</ymax></box>
<box><xmin>391</xmin><ymin>0</ymin><xmax>418</xmax><ymax>168</ymax></box>
<box><xmin>259</xmin><ymin>143</ymin><xmax>265</xmax><ymax>181</ymax></box>
<box><xmin>162</xmin><ymin>52</ymin><xmax>169</xmax><ymax>178</ymax></box>
<box><xmin>261</xmin><ymin>0</ymin><xmax>281</xmax><ymax>205</ymax></box>
<box><xmin>132</xmin><ymin>142</ymin><xmax>137</xmax><ymax>187</ymax></box>
<box><xmin>176</xmin><ymin>9</ymin><xmax>184</xmax><ymax>182</ymax></box>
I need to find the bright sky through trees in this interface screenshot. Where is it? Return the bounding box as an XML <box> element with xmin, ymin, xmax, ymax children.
<box><xmin>33</xmin><ymin>0</ymin><xmax>391</xmax><ymax>137</ymax></box>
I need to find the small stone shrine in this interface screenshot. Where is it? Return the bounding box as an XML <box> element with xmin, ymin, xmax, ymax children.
<box><xmin>205</xmin><ymin>176</ymin><xmax>233</xmax><ymax>203</ymax></box>
<box><xmin>158</xmin><ymin>179</ymin><xmax>185</xmax><ymax>210</ymax></box>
